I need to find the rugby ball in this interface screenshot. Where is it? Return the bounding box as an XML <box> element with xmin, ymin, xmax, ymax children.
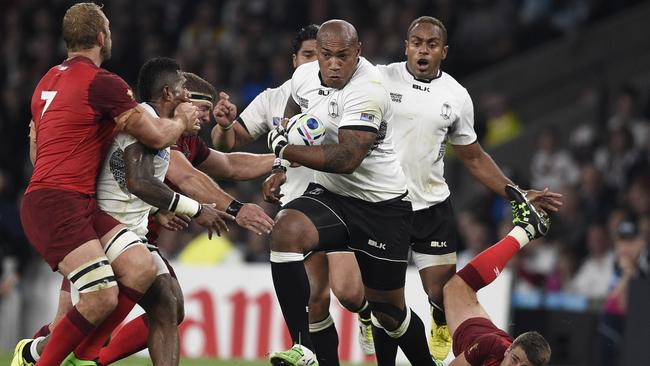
<box><xmin>286</xmin><ymin>113</ymin><xmax>326</xmax><ymax>146</ymax></box>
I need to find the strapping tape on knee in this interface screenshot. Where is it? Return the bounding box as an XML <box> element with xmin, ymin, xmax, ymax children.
<box><xmin>309</xmin><ymin>314</ymin><xmax>334</xmax><ymax>333</ymax></box>
<box><xmin>67</xmin><ymin>257</ymin><xmax>117</xmax><ymax>293</ymax></box>
<box><xmin>369</xmin><ymin>302</ymin><xmax>410</xmax><ymax>338</ymax></box>
<box><xmin>104</xmin><ymin>228</ymin><xmax>144</xmax><ymax>263</ymax></box>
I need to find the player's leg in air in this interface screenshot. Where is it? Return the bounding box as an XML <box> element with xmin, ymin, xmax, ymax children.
<box><xmin>443</xmin><ymin>185</ymin><xmax>551</xmax><ymax>366</ymax></box>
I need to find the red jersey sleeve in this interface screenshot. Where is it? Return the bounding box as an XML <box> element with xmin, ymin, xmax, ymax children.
<box><xmin>88</xmin><ymin>70</ymin><xmax>138</xmax><ymax>121</ymax></box>
<box><xmin>465</xmin><ymin>333</ymin><xmax>512</xmax><ymax>366</ymax></box>
<box><xmin>192</xmin><ymin>137</ymin><xmax>211</xmax><ymax>166</ymax></box>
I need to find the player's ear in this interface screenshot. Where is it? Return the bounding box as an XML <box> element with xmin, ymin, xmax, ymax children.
<box><xmin>96</xmin><ymin>31</ymin><xmax>105</xmax><ymax>48</ymax></box>
<box><xmin>292</xmin><ymin>54</ymin><xmax>297</xmax><ymax>68</ymax></box>
<box><xmin>441</xmin><ymin>45</ymin><xmax>449</xmax><ymax>60</ymax></box>
<box><xmin>404</xmin><ymin>39</ymin><xmax>408</xmax><ymax>56</ymax></box>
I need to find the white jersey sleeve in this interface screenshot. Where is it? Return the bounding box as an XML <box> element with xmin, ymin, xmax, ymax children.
<box><xmin>238</xmin><ymin>80</ymin><xmax>292</xmax><ymax>139</ymax></box>
<box><xmin>448</xmin><ymin>91</ymin><xmax>477</xmax><ymax>146</ymax></box>
<box><xmin>338</xmin><ymin>81</ymin><xmax>384</xmax><ymax>132</ymax></box>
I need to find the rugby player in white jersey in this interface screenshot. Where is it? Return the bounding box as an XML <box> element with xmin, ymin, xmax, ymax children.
<box><xmin>211</xmin><ymin>25</ymin><xmax>374</xmax><ymax>363</ymax></box>
<box><xmin>374</xmin><ymin>16</ymin><xmax>564</xmax><ymax>364</ymax></box>
<box><xmin>262</xmin><ymin>20</ymin><xmax>435</xmax><ymax>366</ymax></box>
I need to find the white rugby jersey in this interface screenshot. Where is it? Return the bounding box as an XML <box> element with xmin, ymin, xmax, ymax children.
<box><xmin>238</xmin><ymin>80</ymin><xmax>313</xmax><ymax>205</ymax></box>
<box><xmin>377</xmin><ymin>62</ymin><xmax>477</xmax><ymax>210</ymax></box>
<box><xmin>96</xmin><ymin>103</ymin><xmax>171</xmax><ymax>238</ymax></box>
<box><xmin>291</xmin><ymin>58</ymin><xmax>407</xmax><ymax>202</ymax></box>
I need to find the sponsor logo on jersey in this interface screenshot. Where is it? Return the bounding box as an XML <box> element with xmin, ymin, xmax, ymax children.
<box><xmin>360</xmin><ymin>112</ymin><xmax>374</xmax><ymax>122</ymax></box>
<box><xmin>412</xmin><ymin>84</ymin><xmax>430</xmax><ymax>92</ymax></box>
<box><xmin>306</xmin><ymin>187</ymin><xmax>324</xmax><ymax>196</ymax></box>
<box><xmin>318</xmin><ymin>89</ymin><xmax>331</xmax><ymax>96</ymax></box>
<box><xmin>390</xmin><ymin>92</ymin><xmax>403</xmax><ymax>103</ymax></box>
<box><xmin>368</xmin><ymin>239</ymin><xmax>386</xmax><ymax>250</ymax></box>
<box><xmin>297</xmin><ymin>96</ymin><xmax>309</xmax><ymax>109</ymax></box>
<box><xmin>430</xmin><ymin>240</ymin><xmax>447</xmax><ymax>248</ymax></box>
<box><xmin>440</xmin><ymin>102</ymin><xmax>452</xmax><ymax>120</ymax></box>
<box><xmin>328</xmin><ymin>100</ymin><xmax>339</xmax><ymax>118</ymax></box>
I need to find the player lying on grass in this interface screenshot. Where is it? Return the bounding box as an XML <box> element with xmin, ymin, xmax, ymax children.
<box><xmin>440</xmin><ymin>184</ymin><xmax>552</xmax><ymax>366</ymax></box>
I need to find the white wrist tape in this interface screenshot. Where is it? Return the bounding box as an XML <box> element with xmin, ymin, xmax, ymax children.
<box><xmin>169</xmin><ymin>192</ymin><xmax>201</xmax><ymax>216</ymax></box>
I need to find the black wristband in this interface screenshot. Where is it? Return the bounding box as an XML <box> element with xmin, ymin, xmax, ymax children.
<box><xmin>272</xmin><ymin>158</ymin><xmax>288</xmax><ymax>173</ymax></box>
<box><xmin>226</xmin><ymin>200</ymin><xmax>244</xmax><ymax>217</ymax></box>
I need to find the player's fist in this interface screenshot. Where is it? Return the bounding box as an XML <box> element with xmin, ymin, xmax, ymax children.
<box><xmin>213</xmin><ymin>92</ymin><xmax>237</xmax><ymax>127</ymax></box>
<box><xmin>174</xmin><ymin>102</ymin><xmax>200</xmax><ymax>134</ymax></box>
<box><xmin>267</xmin><ymin>126</ymin><xmax>288</xmax><ymax>158</ymax></box>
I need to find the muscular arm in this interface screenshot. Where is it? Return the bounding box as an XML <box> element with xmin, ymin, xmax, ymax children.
<box><xmin>211</xmin><ymin>121</ymin><xmax>254</xmax><ymax>151</ymax></box>
<box><xmin>282</xmin><ymin>128</ymin><xmax>376</xmax><ymax>174</ymax></box>
<box><xmin>124</xmin><ymin>143</ymin><xmax>176</xmax><ymax>209</ymax></box>
<box><xmin>448</xmin><ymin>352</ymin><xmax>471</xmax><ymax>366</ymax></box>
<box><xmin>453</xmin><ymin>142</ymin><xmax>513</xmax><ymax>198</ymax></box>
<box><xmin>118</xmin><ymin>104</ymin><xmax>188</xmax><ymax>150</ymax></box>
<box><xmin>196</xmin><ymin>150</ymin><xmax>274</xmax><ymax>181</ymax></box>
<box><xmin>166</xmin><ymin>150</ymin><xmax>234</xmax><ymax>210</ymax></box>
<box><xmin>283</xmin><ymin>96</ymin><xmax>301</xmax><ymax>118</ymax></box>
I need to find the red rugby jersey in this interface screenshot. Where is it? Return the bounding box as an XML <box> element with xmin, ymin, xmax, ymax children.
<box><xmin>28</xmin><ymin>56</ymin><xmax>137</xmax><ymax>195</ymax></box>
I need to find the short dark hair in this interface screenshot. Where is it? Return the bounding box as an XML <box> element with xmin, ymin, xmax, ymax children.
<box><xmin>62</xmin><ymin>2</ymin><xmax>107</xmax><ymax>51</ymax></box>
<box><xmin>511</xmin><ymin>331</ymin><xmax>551</xmax><ymax>366</ymax></box>
<box><xmin>183</xmin><ymin>72</ymin><xmax>216</xmax><ymax>103</ymax></box>
<box><xmin>291</xmin><ymin>24</ymin><xmax>320</xmax><ymax>55</ymax></box>
<box><xmin>406</xmin><ymin>16</ymin><xmax>447</xmax><ymax>44</ymax></box>
<box><xmin>137</xmin><ymin>57</ymin><xmax>181</xmax><ymax>102</ymax></box>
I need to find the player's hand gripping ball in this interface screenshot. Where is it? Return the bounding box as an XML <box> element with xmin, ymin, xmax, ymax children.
<box><xmin>286</xmin><ymin>113</ymin><xmax>326</xmax><ymax>146</ymax></box>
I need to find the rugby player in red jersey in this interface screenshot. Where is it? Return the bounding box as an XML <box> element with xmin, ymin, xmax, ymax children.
<box><xmin>444</xmin><ymin>185</ymin><xmax>551</xmax><ymax>366</ymax></box>
<box><xmin>15</xmin><ymin>3</ymin><xmax>199</xmax><ymax>366</ymax></box>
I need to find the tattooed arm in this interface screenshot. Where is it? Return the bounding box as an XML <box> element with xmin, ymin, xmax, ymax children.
<box><xmin>281</xmin><ymin>128</ymin><xmax>376</xmax><ymax>174</ymax></box>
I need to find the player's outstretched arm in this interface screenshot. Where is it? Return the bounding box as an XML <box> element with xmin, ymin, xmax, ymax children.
<box><xmin>197</xmin><ymin>150</ymin><xmax>274</xmax><ymax>181</ymax></box>
<box><xmin>454</xmin><ymin>142</ymin><xmax>563</xmax><ymax>213</ymax></box>
<box><xmin>167</xmin><ymin>150</ymin><xmax>274</xmax><ymax>235</ymax></box>
<box><xmin>124</xmin><ymin>143</ymin><xmax>232</xmax><ymax>236</ymax></box>
<box><xmin>119</xmin><ymin>103</ymin><xmax>198</xmax><ymax>150</ymax></box>
<box><xmin>277</xmin><ymin>128</ymin><xmax>375</xmax><ymax>174</ymax></box>
<box><xmin>211</xmin><ymin>92</ymin><xmax>254</xmax><ymax>151</ymax></box>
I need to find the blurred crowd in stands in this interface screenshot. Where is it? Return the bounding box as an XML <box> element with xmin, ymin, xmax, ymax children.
<box><xmin>1</xmin><ymin>0</ymin><xmax>649</xmax><ymax>359</ymax></box>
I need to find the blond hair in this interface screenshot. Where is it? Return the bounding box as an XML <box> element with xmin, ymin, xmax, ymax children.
<box><xmin>62</xmin><ymin>2</ymin><xmax>107</xmax><ymax>51</ymax></box>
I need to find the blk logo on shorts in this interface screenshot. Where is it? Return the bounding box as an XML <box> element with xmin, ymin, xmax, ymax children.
<box><xmin>368</xmin><ymin>239</ymin><xmax>386</xmax><ymax>250</ymax></box>
<box><xmin>430</xmin><ymin>241</ymin><xmax>447</xmax><ymax>248</ymax></box>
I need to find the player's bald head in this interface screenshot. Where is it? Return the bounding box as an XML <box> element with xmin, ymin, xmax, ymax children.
<box><xmin>317</xmin><ymin>19</ymin><xmax>359</xmax><ymax>47</ymax></box>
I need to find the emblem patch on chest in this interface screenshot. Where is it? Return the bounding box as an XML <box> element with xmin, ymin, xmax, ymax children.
<box><xmin>328</xmin><ymin>100</ymin><xmax>339</xmax><ymax>118</ymax></box>
<box><xmin>440</xmin><ymin>102</ymin><xmax>452</xmax><ymax>120</ymax></box>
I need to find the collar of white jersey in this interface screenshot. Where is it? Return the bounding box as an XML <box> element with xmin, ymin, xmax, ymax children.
<box><xmin>402</xmin><ymin>62</ymin><xmax>442</xmax><ymax>84</ymax></box>
<box><xmin>140</xmin><ymin>102</ymin><xmax>160</xmax><ymax>118</ymax></box>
